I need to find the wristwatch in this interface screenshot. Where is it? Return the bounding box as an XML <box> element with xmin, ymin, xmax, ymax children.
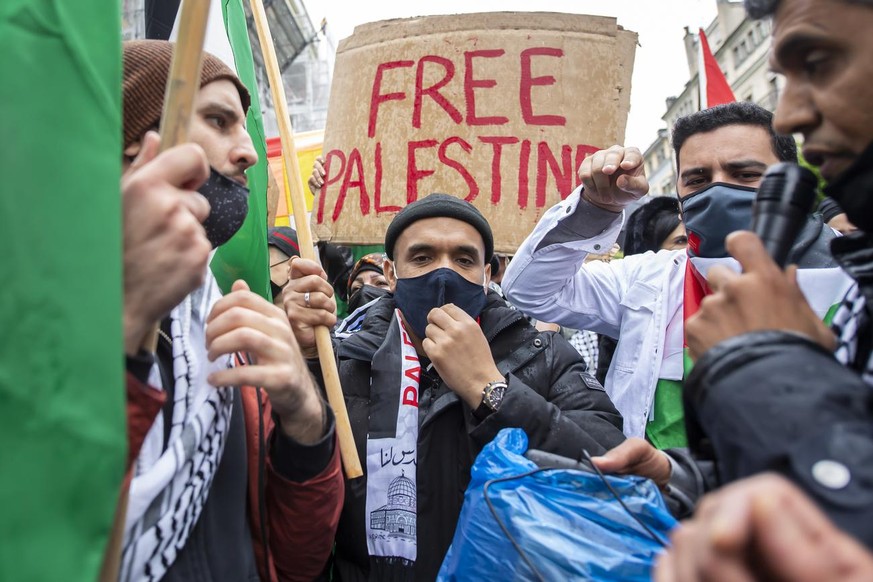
<box><xmin>473</xmin><ymin>380</ymin><xmax>508</xmax><ymax>420</ymax></box>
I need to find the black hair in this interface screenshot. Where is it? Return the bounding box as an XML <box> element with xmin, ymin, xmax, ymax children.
<box><xmin>671</xmin><ymin>101</ymin><xmax>797</xmax><ymax>171</ymax></box>
<box><xmin>623</xmin><ymin>197</ymin><xmax>682</xmax><ymax>256</ymax></box>
<box><xmin>745</xmin><ymin>0</ymin><xmax>873</xmax><ymax>19</ymax></box>
<box><xmin>490</xmin><ymin>255</ymin><xmax>501</xmax><ymax>279</ymax></box>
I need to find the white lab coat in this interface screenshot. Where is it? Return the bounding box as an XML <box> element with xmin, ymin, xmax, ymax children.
<box><xmin>503</xmin><ymin>186</ymin><xmax>854</xmax><ymax>438</ymax></box>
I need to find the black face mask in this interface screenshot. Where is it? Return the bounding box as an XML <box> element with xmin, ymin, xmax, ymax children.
<box><xmin>198</xmin><ymin>168</ymin><xmax>250</xmax><ymax>248</ymax></box>
<box><xmin>680</xmin><ymin>182</ymin><xmax>756</xmax><ymax>258</ymax></box>
<box><xmin>393</xmin><ymin>267</ymin><xmax>487</xmax><ymax>339</ymax></box>
<box><xmin>347</xmin><ymin>284</ymin><xmax>389</xmax><ymax>313</ymax></box>
<box><xmin>270</xmin><ymin>280</ymin><xmax>284</xmax><ymax>302</ymax></box>
<box><xmin>825</xmin><ymin>141</ymin><xmax>873</xmax><ymax>234</ymax></box>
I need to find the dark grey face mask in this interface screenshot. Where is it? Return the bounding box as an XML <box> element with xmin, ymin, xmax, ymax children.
<box><xmin>198</xmin><ymin>168</ymin><xmax>250</xmax><ymax>248</ymax></box>
<box><xmin>680</xmin><ymin>182</ymin><xmax>756</xmax><ymax>258</ymax></box>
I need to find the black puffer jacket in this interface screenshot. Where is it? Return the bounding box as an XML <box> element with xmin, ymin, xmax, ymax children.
<box><xmin>318</xmin><ymin>292</ymin><xmax>625</xmax><ymax>581</ymax></box>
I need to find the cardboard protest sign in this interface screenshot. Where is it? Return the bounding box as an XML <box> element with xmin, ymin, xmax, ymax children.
<box><xmin>313</xmin><ymin>12</ymin><xmax>637</xmax><ymax>253</ymax></box>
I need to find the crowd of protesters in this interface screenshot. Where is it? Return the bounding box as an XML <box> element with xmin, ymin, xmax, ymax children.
<box><xmin>41</xmin><ymin>0</ymin><xmax>873</xmax><ymax>579</ymax></box>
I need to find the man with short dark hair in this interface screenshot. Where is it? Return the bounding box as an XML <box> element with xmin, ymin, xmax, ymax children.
<box><xmin>504</xmin><ymin>101</ymin><xmax>848</xmax><ymax>452</ymax></box>
<box><xmin>284</xmin><ymin>193</ymin><xmax>625</xmax><ymax>580</ymax></box>
<box><xmin>655</xmin><ymin>0</ymin><xmax>873</xmax><ymax>577</ymax></box>
<box><xmin>671</xmin><ymin>100</ymin><xmax>798</xmax><ymax>172</ymax></box>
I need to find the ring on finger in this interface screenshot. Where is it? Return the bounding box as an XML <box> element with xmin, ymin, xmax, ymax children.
<box><xmin>303</xmin><ymin>291</ymin><xmax>311</xmax><ymax>308</ymax></box>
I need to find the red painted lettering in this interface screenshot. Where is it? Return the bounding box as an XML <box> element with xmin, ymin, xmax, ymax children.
<box><xmin>517</xmin><ymin>139</ymin><xmax>532</xmax><ymax>209</ymax></box>
<box><xmin>404</xmin><ymin>365</ymin><xmax>421</xmax><ymax>384</ymax></box>
<box><xmin>333</xmin><ymin>148</ymin><xmax>370</xmax><ymax>222</ymax></box>
<box><xmin>520</xmin><ymin>48</ymin><xmax>566</xmax><ymax>126</ymax></box>
<box><xmin>463</xmin><ymin>49</ymin><xmax>509</xmax><ymax>126</ymax></box>
<box><xmin>438</xmin><ymin>137</ymin><xmax>479</xmax><ymax>202</ymax></box>
<box><xmin>402</xmin><ymin>386</ymin><xmax>419</xmax><ymax>407</ymax></box>
<box><xmin>479</xmin><ymin>136</ymin><xmax>519</xmax><ymax>204</ymax></box>
<box><xmin>368</xmin><ymin>60</ymin><xmax>414</xmax><ymax>138</ymax></box>
<box><xmin>316</xmin><ymin>150</ymin><xmax>345</xmax><ymax>224</ymax></box>
<box><xmin>536</xmin><ymin>142</ymin><xmax>574</xmax><ymax>207</ymax></box>
<box><xmin>407</xmin><ymin>139</ymin><xmax>438</xmax><ymax>203</ymax></box>
<box><xmin>373</xmin><ymin>142</ymin><xmax>401</xmax><ymax>214</ymax></box>
<box><xmin>414</xmin><ymin>56</ymin><xmax>462</xmax><ymax>129</ymax></box>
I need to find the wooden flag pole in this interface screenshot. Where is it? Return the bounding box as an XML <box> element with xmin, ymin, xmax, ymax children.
<box><xmin>249</xmin><ymin>0</ymin><xmax>363</xmax><ymax>479</ymax></box>
<box><xmin>157</xmin><ymin>4</ymin><xmax>212</xmax><ymax>151</ymax></box>
<box><xmin>101</xmin><ymin>2</ymin><xmax>213</xmax><ymax>580</ymax></box>
<box><xmin>142</xmin><ymin>0</ymin><xmax>213</xmax><ymax>353</ymax></box>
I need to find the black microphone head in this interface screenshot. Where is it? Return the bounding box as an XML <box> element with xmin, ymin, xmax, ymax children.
<box><xmin>754</xmin><ymin>162</ymin><xmax>818</xmax><ymax>210</ymax></box>
<box><xmin>752</xmin><ymin>163</ymin><xmax>819</xmax><ymax>267</ymax></box>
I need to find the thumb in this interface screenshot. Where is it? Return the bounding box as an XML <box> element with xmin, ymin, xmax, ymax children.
<box><xmin>129</xmin><ymin>131</ymin><xmax>161</xmax><ymax>171</ymax></box>
<box><xmin>591</xmin><ymin>438</ymin><xmax>644</xmax><ymax>473</ymax></box>
<box><xmin>725</xmin><ymin>231</ymin><xmax>779</xmax><ymax>275</ymax></box>
<box><xmin>231</xmin><ymin>279</ymin><xmax>250</xmax><ymax>293</ymax></box>
<box><xmin>616</xmin><ymin>172</ymin><xmax>650</xmax><ymax>198</ymax></box>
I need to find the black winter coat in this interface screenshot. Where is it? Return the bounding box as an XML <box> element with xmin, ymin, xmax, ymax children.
<box><xmin>318</xmin><ymin>292</ymin><xmax>625</xmax><ymax>581</ymax></box>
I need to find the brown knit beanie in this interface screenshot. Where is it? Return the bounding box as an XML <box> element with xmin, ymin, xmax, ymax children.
<box><xmin>123</xmin><ymin>40</ymin><xmax>252</xmax><ymax>148</ymax></box>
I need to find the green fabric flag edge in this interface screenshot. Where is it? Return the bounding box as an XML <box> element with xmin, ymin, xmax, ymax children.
<box><xmin>210</xmin><ymin>0</ymin><xmax>270</xmax><ymax>299</ymax></box>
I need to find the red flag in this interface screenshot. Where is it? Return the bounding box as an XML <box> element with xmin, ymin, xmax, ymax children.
<box><xmin>698</xmin><ymin>28</ymin><xmax>735</xmax><ymax>109</ymax></box>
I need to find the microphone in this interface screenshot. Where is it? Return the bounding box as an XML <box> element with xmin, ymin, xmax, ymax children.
<box><xmin>751</xmin><ymin>162</ymin><xmax>819</xmax><ymax>268</ymax></box>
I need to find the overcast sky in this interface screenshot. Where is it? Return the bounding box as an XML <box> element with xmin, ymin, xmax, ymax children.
<box><xmin>302</xmin><ymin>0</ymin><xmax>719</xmax><ymax>151</ymax></box>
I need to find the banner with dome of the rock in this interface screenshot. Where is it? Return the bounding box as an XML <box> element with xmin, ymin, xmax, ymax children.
<box><xmin>312</xmin><ymin>12</ymin><xmax>637</xmax><ymax>253</ymax></box>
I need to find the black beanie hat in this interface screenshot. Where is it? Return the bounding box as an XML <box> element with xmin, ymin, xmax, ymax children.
<box><xmin>267</xmin><ymin>227</ymin><xmax>300</xmax><ymax>259</ymax></box>
<box><xmin>384</xmin><ymin>193</ymin><xmax>494</xmax><ymax>262</ymax></box>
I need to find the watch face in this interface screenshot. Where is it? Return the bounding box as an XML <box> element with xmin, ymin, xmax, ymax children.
<box><xmin>486</xmin><ymin>384</ymin><xmax>507</xmax><ymax>410</ymax></box>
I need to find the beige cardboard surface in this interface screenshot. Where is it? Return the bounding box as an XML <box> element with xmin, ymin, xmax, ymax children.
<box><xmin>313</xmin><ymin>12</ymin><xmax>637</xmax><ymax>253</ymax></box>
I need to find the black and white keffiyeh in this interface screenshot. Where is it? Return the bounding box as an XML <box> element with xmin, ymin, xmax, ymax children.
<box><xmin>568</xmin><ymin>329</ymin><xmax>600</xmax><ymax>373</ymax></box>
<box><xmin>832</xmin><ymin>284</ymin><xmax>873</xmax><ymax>385</ymax></box>
<box><xmin>120</xmin><ymin>278</ymin><xmax>234</xmax><ymax>581</ymax></box>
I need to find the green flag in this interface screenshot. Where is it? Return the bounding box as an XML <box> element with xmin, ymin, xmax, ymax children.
<box><xmin>210</xmin><ymin>0</ymin><xmax>271</xmax><ymax>299</ymax></box>
<box><xmin>144</xmin><ymin>0</ymin><xmax>271</xmax><ymax>299</ymax></box>
<box><xmin>0</xmin><ymin>1</ymin><xmax>126</xmax><ymax>580</ymax></box>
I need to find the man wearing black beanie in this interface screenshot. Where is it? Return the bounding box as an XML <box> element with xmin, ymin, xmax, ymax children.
<box><xmin>283</xmin><ymin>192</ymin><xmax>625</xmax><ymax>580</ymax></box>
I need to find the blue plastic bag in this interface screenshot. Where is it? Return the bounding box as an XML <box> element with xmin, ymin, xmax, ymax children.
<box><xmin>438</xmin><ymin>429</ymin><xmax>677</xmax><ymax>581</ymax></box>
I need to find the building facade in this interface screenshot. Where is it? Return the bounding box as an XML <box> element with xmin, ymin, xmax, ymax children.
<box><xmin>644</xmin><ymin>0</ymin><xmax>783</xmax><ymax>196</ymax></box>
<box><xmin>120</xmin><ymin>0</ymin><xmax>334</xmax><ymax>136</ymax></box>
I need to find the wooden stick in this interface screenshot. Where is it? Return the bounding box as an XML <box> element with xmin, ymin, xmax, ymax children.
<box><xmin>141</xmin><ymin>0</ymin><xmax>213</xmax><ymax>354</ymax></box>
<box><xmin>249</xmin><ymin>0</ymin><xmax>363</xmax><ymax>479</ymax></box>
<box><xmin>103</xmin><ymin>2</ymin><xmax>213</xmax><ymax>580</ymax></box>
<box><xmin>157</xmin><ymin>2</ymin><xmax>211</xmax><ymax>153</ymax></box>
<box><xmin>97</xmin><ymin>488</ymin><xmax>129</xmax><ymax>582</ymax></box>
